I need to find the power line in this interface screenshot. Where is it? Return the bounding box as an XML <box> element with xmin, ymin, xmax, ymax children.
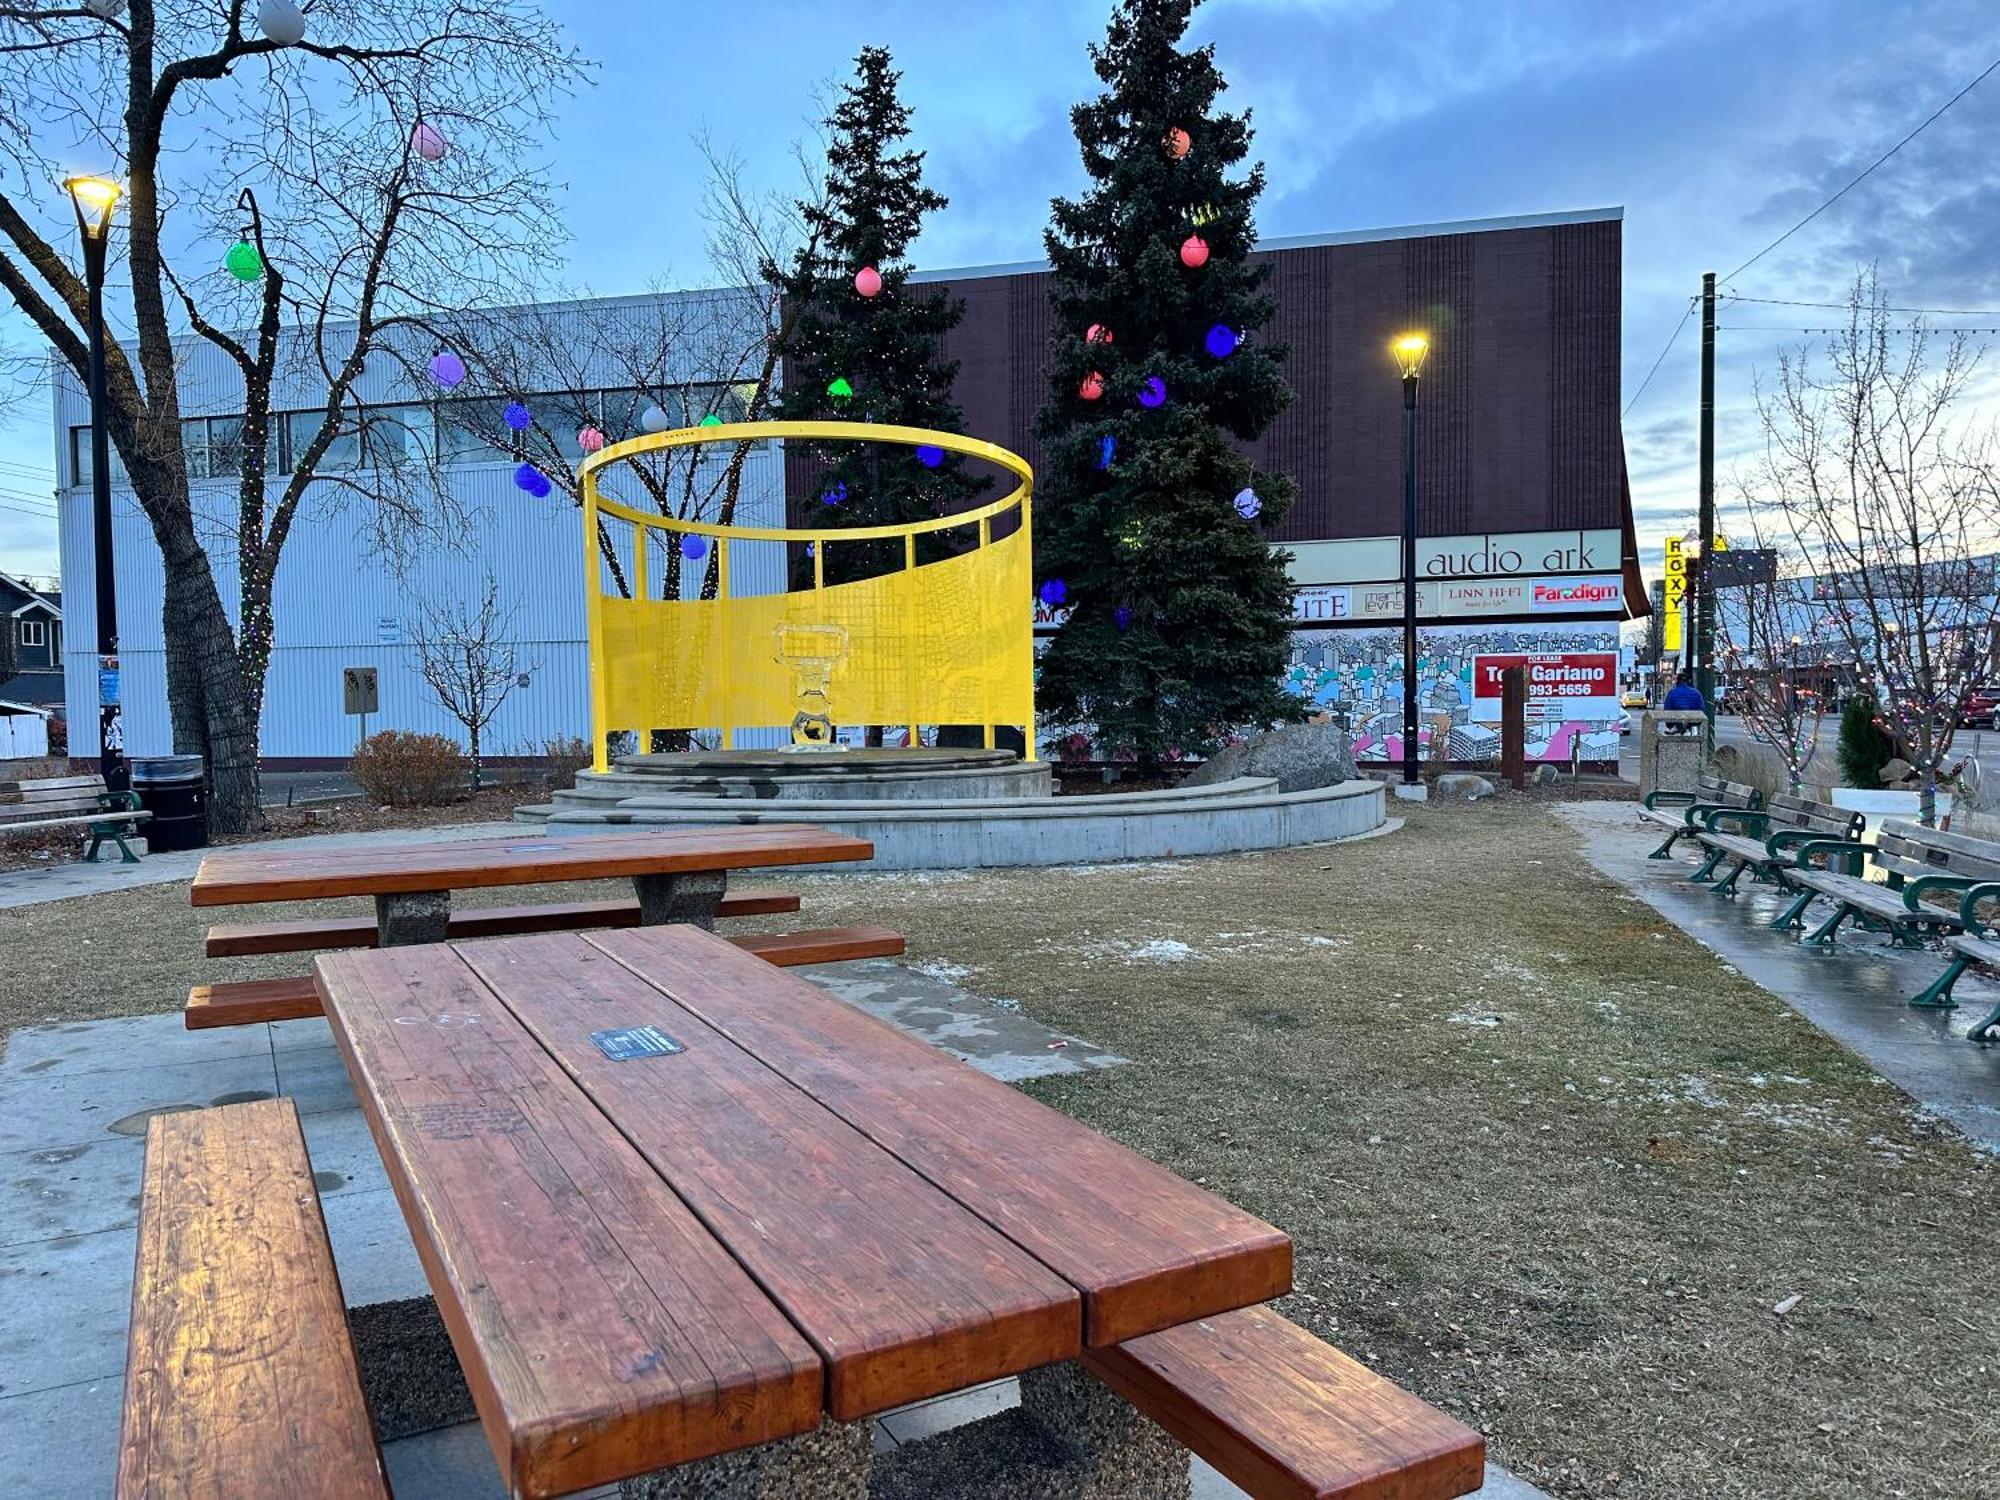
<box><xmin>1722</xmin><ymin>324</ymin><xmax>2000</xmax><ymax>334</ymax></box>
<box><xmin>0</xmin><ymin>500</ymin><xmax>59</xmax><ymax>522</ymax></box>
<box><xmin>1722</xmin><ymin>294</ymin><xmax>2000</xmax><ymax>316</ymax></box>
<box><xmin>1622</xmin><ymin>298</ymin><xmax>1698</xmax><ymax>418</ymax></box>
<box><xmin>1721</xmin><ymin>54</ymin><xmax>2000</xmax><ymax>285</ymax></box>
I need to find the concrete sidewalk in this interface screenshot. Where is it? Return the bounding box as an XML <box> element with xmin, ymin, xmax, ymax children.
<box><xmin>1560</xmin><ymin>801</ymin><xmax>2000</xmax><ymax>1150</ymax></box>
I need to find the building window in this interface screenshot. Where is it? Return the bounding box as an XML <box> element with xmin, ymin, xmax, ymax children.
<box><xmin>18</xmin><ymin>619</ymin><xmax>45</xmax><ymax>648</ymax></box>
<box><xmin>68</xmin><ymin>428</ymin><xmax>127</xmax><ymax>488</ymax></box>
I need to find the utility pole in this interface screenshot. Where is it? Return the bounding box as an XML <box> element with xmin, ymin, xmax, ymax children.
<box><xmin>1696</xmin><ymin>271</ymin><xmax>1717</xmax><ymax>733</ymax></box>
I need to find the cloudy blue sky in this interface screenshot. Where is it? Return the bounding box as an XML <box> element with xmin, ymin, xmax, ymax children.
<box><xmin>4</xmin><ymin>0</ymin><xmax>1997</xmax><ymax>581</ymax></box>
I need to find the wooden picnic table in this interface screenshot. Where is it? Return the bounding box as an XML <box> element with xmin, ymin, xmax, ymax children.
<box><xmin>315</xmin><ymin>924</ymin><xmax>1293</xmax><ymax>1499</ymax></box>
<box><xmin>190</xmin><ymin>825</ymin><xmax>872</xmax><ymax>944</ymax></box>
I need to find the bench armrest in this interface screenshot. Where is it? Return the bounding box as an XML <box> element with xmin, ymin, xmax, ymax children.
<box><xmin>1767</xmin><ymin>828</ymin><xmax>1834</xmax><ymax>858</ymax></box>
<box><xmin>1904</xmin><ymin>873</ymin><xmax>1977</xmax><ymax>912</ymax></box>
<box><xmin>1959</xmin><ymin>882</ymin><xmax>2000</xmax><ymax>935</ymax></box>
<box><xmin>1684</xmin><ymin>802</ymin><xmax>1760</xmax><ymax>831</ymax></box>
<box><xmin>1643</xmin><ymin>789</ymin><xmax>1696</xmax><ymax>810</ymax></box>
<box><xmin>95</xmin><ymin>789</ymin><xmax>141</xmax><ymax>813</ymax></box>
<box><xmin>1791</xmin><ymin>838</ymin><xmax>1866</xmax><ymax>873</ymax></box>
<box><xmin>1703</xmin><ymin>807</ymin><xmax>1770</xmax><ymax>835</ymax></box>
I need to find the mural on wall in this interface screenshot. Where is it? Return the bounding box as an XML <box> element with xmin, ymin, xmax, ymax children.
<box><xmin>1285</xmin><ymin>622</ymin><xmax>1624</xmax><ymax>764</ymax></box>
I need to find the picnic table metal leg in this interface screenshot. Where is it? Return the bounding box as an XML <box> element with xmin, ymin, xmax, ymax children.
<box><xmin>632</xmin><ymin>870</ymin><xmax>728</xmax><ymax>931</ymax></box>
<box><xmin>375</xmin><ymin>890</ymin><xmax>452</xmax><ymax>947</ymax></box>
<box><xmin>616</xmin><ymin>1417</ymin><xmax>873</xmax><ymax>1498</ymax></box>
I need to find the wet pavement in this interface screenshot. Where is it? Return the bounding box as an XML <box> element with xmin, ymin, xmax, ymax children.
<box><xmin>1560</xmin><ymin>802</ymin><xmax>2000</xmax><ymax>1150</ymax></box>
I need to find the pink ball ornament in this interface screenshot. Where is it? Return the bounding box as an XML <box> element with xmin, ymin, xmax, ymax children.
<box><xmin>1085</xmin><ymin>323</ymin><xmax>1113</xmax><ymax>345</ymax></box>
<box><xmin>1079</xmin><ymin>371</ymin><xmax>1106</xmax><ymax>401</ymax></box>
<box><xmin>1180</xmin><ymin>235</ymin><xmax>1210</xmax><ymax>269</ymax></box>
<box><xmin>411</xmin><ymin>121</ymin><xmax>448</xmax><ymax>162</ymax></box>
<box><xmin>854</xmin><ymin>265</ymin><xmax>883</xmax><ymax>298</ymax></box>
<box><xmin>428</xmin><ymin>350</ymin><xmax>465</xmax><ymax>389</ymax></box>
<box><xmin>1164</xmin><ymin>127</ymin><xmax>1191</xmax><ymax>160</ymax></box>
<box><xmin>577</xmin><ymin>425</ymin><xmax>605</xmax><ymax>454</ymax></box>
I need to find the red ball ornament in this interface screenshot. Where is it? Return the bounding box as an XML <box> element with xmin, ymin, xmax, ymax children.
<box><xmin>1079</xmin><ymin>371</ymin><xmax>1106</xmax><ymax>401</ymax></box>
<box><xmin>1085</xmin><ymin>323</ymin><xmax>1113</xmax><ymax>345</ymax></box>
<box><xmin>1180</xmin><ymin>235</ymin><xmax>1210</xmax><ymax>268</ymax></box>
<box><xmin>854</xmin><ymin>265</ymin><xmax>882</xmax><ymax>298</ymax></box>
<box><xmin>1164</xmin><ymin>127</ymin><xmax>1191</xmax><ymax>160</ymax></box>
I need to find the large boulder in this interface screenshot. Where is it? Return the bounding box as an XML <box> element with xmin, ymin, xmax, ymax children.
<box><xmin>1183</xmin><ymin>721</ymin><xmax>1359</xmax><ymax>793</ymax></box>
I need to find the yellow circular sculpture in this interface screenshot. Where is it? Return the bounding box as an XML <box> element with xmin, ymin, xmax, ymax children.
<box><xmin>579</xmin><ymin>421</ymin><xmax>1036</xmax><ymax>770</ymax></box>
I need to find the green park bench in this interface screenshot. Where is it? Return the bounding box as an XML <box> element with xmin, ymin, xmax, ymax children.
<box><xmin>1907</xmin><ymin>881</ymin><xmax>2000</xmax><ymax>1039</ymax></box>
<box><xmin>0</xmin><ymin>775</ymin><xmax>150</xmax><ymax>862</ymax></box>
<box><xmin>1771</xmin><ymin>819</ymin><xmax>2000</xmax><ymax>947</ymax></box>
<box><xmin>1639</xmin><ymin>774</ymin><xmax>1763</xmax><ymax>859</ymax></box>
<box><xmin>1686</xmin><ymin>791</ymin><xmax>1864</xmax><ymax>898</ymax></box>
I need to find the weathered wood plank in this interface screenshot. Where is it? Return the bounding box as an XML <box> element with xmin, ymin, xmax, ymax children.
<box><xmin>192</xmin><ymin>826</ymin><xmax>871</xmax><ymax>905</ymax></box>
<box><xmin>456</xmin><ymin>934</ymin><xmax>1078</xmax><ymax>1419</ymax></box>
<box><xmin>585</xmin><ymin>926</ymin><xmax>1293</xmax><ymax>1346</ymax></box>
<box><xmin>316</xmin><ymin>943</ymin><xmax>823</xmax><ymax>1499</ymax></box>
<box><xmin>116</xmin><ymin>1097</ymin><xmax>389</xmax><ymax>1499</ymax></box>
<box><xmin>1085</xmin><ymin>1305</ymin><xmax>1485</xmax><ymax>1500</ymax></box>
<box><xmin>204</xmin><ymin>889</ymin><xmax>803</xmax><ymax>956</ymax></box>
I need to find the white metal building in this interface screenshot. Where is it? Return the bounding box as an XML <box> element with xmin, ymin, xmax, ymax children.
<box><xmin>53</xmin><ymin>287</ymin><xmax>787</xmax><ymax>764</ymax></box>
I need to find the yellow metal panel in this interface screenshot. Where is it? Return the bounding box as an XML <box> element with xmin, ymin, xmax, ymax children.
<box><xmin>581</xmin><ymin>421</ymin><xmax>1036</xmax><ymax>755</ymax></box>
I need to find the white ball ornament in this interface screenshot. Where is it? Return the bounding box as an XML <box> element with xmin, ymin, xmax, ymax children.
<box><xmin>639</xmin><ymin>403</ymin><xmax>671</xmax><ymax>434</ymax></box>
<box><xmin>256</xmin><ymin>0</ymin><xmax>308</xmax><ymax>46</ymax></box>
<box><xmin>84</xmin><ymin>0</ymin><xmax>126</xmax><ymax>18</ymax></box>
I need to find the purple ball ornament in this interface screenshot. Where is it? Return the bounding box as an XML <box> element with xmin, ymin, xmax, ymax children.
<box><xmin>1233</xmin><ymin>487</ymin><xmax>1262</xmax><ymax>520</ymax></box>
<box><xmin>820</xmin><ymin>481</ymin><xmax>847</xmax><ymax>507</ymax></box>
<box><xmin>1096</xmin><ymin>434</ymin><xmax>1116</xmax><ymax>470</ymax></box>
<box><xmin>915</xmin><ymin>444</ymin><xmax>944</xmax><ymax>468</ymax></box>
<box><xmin>1114</xmin><ymin>605</ymin><xmax>1132</xmax><ymax>632</ymax></box>
<box><xmin>1039</xmin><ymin>578</ymin><xmax>1068</xmax><ymax>607</ymax></box>
<box><xmin>503</xmin><ymin>401</ymin><xmax>532</xmax><ymax>432</ymax></box>
<box><xmin>1205</xmin><ymin>324</ymin><xmax>1239</xmax><ymax>358</ymax></box>
<box><xmin>1137</xmin><ymin>376</ymin><xmax>1167</xmax><ymax>409</ymax></box>
<box><xmin>428</xmin><ymin>350</ymin><xmax>466</xmax><ymax>389</ymax></box>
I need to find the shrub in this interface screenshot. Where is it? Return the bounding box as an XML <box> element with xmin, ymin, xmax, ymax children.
<box><xmin>1837</xmin><ymin>694</ymin><xmax>1893</xmax><ymax>790</ymax></box>
<box><xmin>542</xmin><ymin>734</ymin><xmax>592</xmax><ymax>789</ymax></box>
<box><xmin>350</xmin><ymin>730</ymin><xmax>468</xmax><ymax>806</ymax></box>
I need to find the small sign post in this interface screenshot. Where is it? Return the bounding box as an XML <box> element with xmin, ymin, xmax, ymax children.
<box><xmin>343</xmin><ymin>666</ymin><xmax>379</xmax><ymax>752</ymax></box>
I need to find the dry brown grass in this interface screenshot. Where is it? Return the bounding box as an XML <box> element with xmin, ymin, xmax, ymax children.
<box><xmin>1</xmin><ymin>799</ymin><xmax>1993</xmax><ymax>1498</ymax></box>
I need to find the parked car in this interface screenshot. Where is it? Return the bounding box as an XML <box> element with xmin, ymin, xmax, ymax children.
<box><xmin>1959</xmin><ymin>689</ymin><xmax>2000</xmax><ymax>728</ymax></box>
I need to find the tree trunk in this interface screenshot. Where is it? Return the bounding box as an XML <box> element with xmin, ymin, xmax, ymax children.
<box><xmin>469</xmin><ymin>723</ymin><xmax>482</xmax><ymax>793</ymax></box>
<box><xmin>156</xmin><ymin>514</ymin><xmax>262</xmax><ymax>834</ymax></box>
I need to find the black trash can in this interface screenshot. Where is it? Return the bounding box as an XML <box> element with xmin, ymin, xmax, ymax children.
<box><xmin>130</xmin><ymin>755</ymin><xmax>208</xmax><ymax>852</ymax></box>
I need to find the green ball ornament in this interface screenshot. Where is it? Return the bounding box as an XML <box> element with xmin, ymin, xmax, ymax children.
<box><xmin>698</xmin><ymin>413</ymin><xmax>723</xmax><ymax>427</ymax></box>
<box><xmin>224</xmin><ymin>240</ymin><xmax>264</xmax><ymax>282</ymax></box>
<box><xmin>826</xmin><ymin>377</ymin><xmax>855</xmax><ymax>400</ymax></box>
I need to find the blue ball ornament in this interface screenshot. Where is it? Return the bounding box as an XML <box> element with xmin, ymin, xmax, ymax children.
<box><xmin>820</xmin><ymin>481</ymin><xmax>847</xmax><ymax>507</ymax></box>
<box><xmin>1039</xmin><ymin>578</ymin><xmax>1068</xmax><ymax>607</ymax></box>
<box><xmin>503</xmin><ymin>401</ymin><xmax>532</xmax><ymax>432</ymax></box>
<box><xmin>1205</xmin><ymin>324</ymin><xmax>1239</xmax><ymax>358</ymax></box>
<box><xmin>1137</xmin><ymin>376</ymin><xmax>1166</xmax><ymax>408</ymax></box>
<box><xmin>1233</xmin><ymin>487</ymin><xmax>1262</xmax><ymax>519</ymax></box>
<box><xmin>1114</xmin><ymin>605</ymin><xmax>1132</xmax><ymax>632</ymax></box>
<box><xmin>1097</xmin><ymin>435</ymin><xmax>1116</xmax><ymax>470</ymax></box>
<box><xmin>915</xmin><ymin>444</ymin><xmax>944</xmax><ymax>468</ymax></box>
<box><xmin>514</xmin><ymin>462</ymin><xmax>547</xmax><ymax>494</ymax></box>
<box><xmin>680</xmin><ymin>534</ymin><xmax>708</xmax><ymax>559</ymax></box>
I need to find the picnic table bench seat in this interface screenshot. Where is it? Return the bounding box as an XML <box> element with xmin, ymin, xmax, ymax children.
<box><xmin>1639</xmin><ymin>775</ymin><xmax>1762</xmax><ymax>859</ymax></box>
<box><xmin>204</xmin><ymin>886</ymin><xmax>802</xmax><ymax>957</ymax></box>
<box><xmin>1687</xmin><ymin>791</ymin><xmax>1864</xmax><ymax>898</ymax></box>
<box><xmin>1086</xmin><ymin>1303</ymin><xmax>1484</xmax><ymax>1500</ymax></box>
<box><xmin>117</xmin><ymin>1097</ymin><xmax>387</xmax><ymax>1498</ymax></box>
<box><xmin>186</xmin><ymin>924</ymin><xmax>909</xmax><ymax>1028</ymax></box>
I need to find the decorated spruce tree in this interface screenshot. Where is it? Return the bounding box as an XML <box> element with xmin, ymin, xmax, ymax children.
<box><xmin>773</xmin><ymin>45</ymin><xmax>982</xmax><ymax>581</ymax></box>
<box><xmin>1034</xmin><ymin>0</ymin><xmax>1302</xmax><ymax>762</ymax></box>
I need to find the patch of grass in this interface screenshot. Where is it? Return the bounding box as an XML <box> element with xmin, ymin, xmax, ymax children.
<box><xmin>1</xmin><ymin>801</ymin><xmax>1993</xmax><ymax>1498</ymax></box>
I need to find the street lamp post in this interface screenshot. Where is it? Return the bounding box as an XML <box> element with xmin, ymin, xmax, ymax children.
<box><xmin>65</xmin><ymin>175</ymin><xmax>126</xmax><ymax>794</ymax></box>
<box><xmin>1392</xmin><ymin>333</ymin><xmax>1430</xmax><ymax>788</ymax></box>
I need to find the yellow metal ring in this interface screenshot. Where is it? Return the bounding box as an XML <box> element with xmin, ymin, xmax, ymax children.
<box><xmin>580</xmin><ymin>420</ymin><xmax>1033</xmax><ymax>541</ymax></box>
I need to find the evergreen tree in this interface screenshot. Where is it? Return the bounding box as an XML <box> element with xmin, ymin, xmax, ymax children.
<box><xmin>1034</xmin><ymin>0</ymin><xmax>1302</xmax><ymax>762</ymax></box>
<box><xmin>773</xmin><ymin>46</ymin><xmax>982</xmax><ymax>581</ymax></box>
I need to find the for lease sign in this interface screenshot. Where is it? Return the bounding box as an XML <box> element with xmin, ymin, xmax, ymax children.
<box><xmin>1468</xmin><ymin>652</ymin><xmax>1620</xmax><ymax>722</ymax></box>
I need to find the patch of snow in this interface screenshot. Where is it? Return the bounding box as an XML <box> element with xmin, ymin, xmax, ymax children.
<box><xmin>912</xmin><ymin>959</ymin><xmax>974</xmax><ymax>984</ymax></box>
<box><xmin>1448</xmin><ymin>1011</ymin><xmax>1503</xmax><ymax>1027</ymax></box>
<box><xmin>1128</xmin><ymin>938</ymin><xmax>1198</xmax><ymax>963</ymax></box>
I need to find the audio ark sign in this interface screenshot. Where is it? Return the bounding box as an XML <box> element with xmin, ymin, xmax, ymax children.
<box><xmin>1417</xmin><ymin>529</ymin><xmax>1621</xmax><ymax>579</ymax></box>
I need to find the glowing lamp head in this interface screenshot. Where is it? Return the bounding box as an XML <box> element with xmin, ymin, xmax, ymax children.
<box><xmin>64</xmin><ymin>175</ymin><xmax>122</xmax><ymax>238</ymax></box>
<box><xmin>1392</xmin><ymin>333</ymin><xmax>1430</xmax><ymax>379</ymax></box>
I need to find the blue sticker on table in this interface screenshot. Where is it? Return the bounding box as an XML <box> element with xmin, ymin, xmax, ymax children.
<box><xmin>591</xmin><ymin>1025</ymin><xmax>685</xmax><ymax>1061</ymax></box>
